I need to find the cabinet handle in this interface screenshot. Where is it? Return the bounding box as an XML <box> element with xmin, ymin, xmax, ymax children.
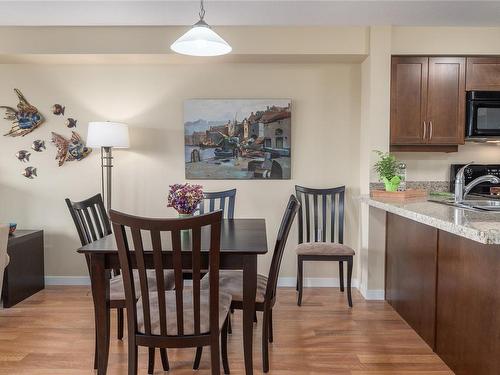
<box><xmin>429</xmin><ymin>121</ymin><xmax>433</xmax><ymax>140</ymax></box>
<box><xmin>423</xmin><ymin>121</ymin><xmax>427</xmax><ymax>140</ymax></box>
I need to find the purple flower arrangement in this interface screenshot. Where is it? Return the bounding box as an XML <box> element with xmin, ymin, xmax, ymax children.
<box><xmin>167</xmin><ymin>183</ymin><xmax>204</xmax><ymax>215</ymax></box>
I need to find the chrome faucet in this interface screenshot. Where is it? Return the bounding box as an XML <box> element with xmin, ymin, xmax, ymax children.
<box><xmin>454</xmin><ymin>162</ymin><xmax>500</xmax><ymax>203</ymax></box>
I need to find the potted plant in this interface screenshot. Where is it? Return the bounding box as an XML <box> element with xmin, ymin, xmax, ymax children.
<box><xmin>167</xmin><ymin>183</ymin><xmax>204</xmax><ymax>217</ymax></box>
<box><xmin>373</xmin><ymin>151</ymin><xmax>401</xmax><ymax>192</ymax></box>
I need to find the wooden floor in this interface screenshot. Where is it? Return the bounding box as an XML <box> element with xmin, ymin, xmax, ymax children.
<box><xmin>0</xmin><ymin>286</ymin><xmax>453</xmax><ymax>375</ymax></box>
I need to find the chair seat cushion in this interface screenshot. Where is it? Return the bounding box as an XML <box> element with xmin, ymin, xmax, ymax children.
<box><xmin>200</xmin><ymin>270</ymin><xmax>268</xmax><ymax>303</ymax></box>
<box><xmin>137</xmin><ymin>289</ymin><xmax>232</xmax><ymax>336</ymax></box>
<box><xmin>110</xmin><ymin>270</ymin><xmax>175</xmax><ymax>301</ymax></box>
<box><xmin>296</xmin><ymin>242</ymin><xmax>355</xmax><ymax>256</ymax></box>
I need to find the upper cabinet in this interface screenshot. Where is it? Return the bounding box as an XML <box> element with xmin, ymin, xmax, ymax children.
<box><xmin>466</xmin><ymin>57</ymin><xmax>500</xmax><ymax>91</ymax></box>
<box><xmin>390</xmin><ymin>57</ymin><xmax>428</xmax><ymax>146</ymax></box>
<box><xmin>390</xmin><ymin>56</ymin><xmax>466</xmax><ymax>152</ymax></box>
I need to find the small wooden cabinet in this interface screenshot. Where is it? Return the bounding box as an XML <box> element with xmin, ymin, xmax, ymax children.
<box><xmin>466</xmin><ymin>57</ymin><xmax>500</xmax><ymax>91</ymax></box>
<box><xmin>1</xmin><ymin>230</ymin><xmax>44</xmax><ymax>307</ymax></box>
<box><xmin>390</xmin><ymin>56</ymin><xmax>465</xmax><ymax>151</ymax></box>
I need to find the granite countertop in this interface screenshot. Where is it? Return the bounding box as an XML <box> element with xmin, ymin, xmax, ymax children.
<box><xmin>361</xmin><ymin>195</ymin><xmax>500</xmax><ymax>245</ymax></box>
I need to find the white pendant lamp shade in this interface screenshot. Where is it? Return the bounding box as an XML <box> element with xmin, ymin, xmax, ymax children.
<box><xmin>87</xmin><ymin>122</ymin><xmax>130</xmax><ymax>148</ymax></box>
<box><xmin>170</xmin><ymin>0</ymin><xmax>231</xmax><ymax>57</ymax></box>
<box><xmin>170</xmin><ymin>22</ymin><xmax>232</xmax><ymax>57</ymax></box>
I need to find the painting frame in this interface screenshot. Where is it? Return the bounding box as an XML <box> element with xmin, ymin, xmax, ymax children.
<box><xmin>184</xmin><ymin>99</ymin><xmax>292</xmax><ymax>180</ymax></box>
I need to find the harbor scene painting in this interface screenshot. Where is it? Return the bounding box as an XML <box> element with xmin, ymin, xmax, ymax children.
<box><xmin>184</xmin><ymin>99</ymin><xmax>291</xmax><ymax>180</ymax></box>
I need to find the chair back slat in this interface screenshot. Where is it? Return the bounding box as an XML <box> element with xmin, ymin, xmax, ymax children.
<box><xmin>338</xmin><ymin>190</ymin><xmax>345</xmax><ymax>244</ymax></box>
<box><xmin>109</xmin><ymin>209</ymin><xmax>223</xmax><ymax>339</ymax></box>
<box><xmin>191</xmin><ymin>227</ymin><xmax>202</xmax><ymax>335</ymax></box>
<box><xmin>196</xmin><ymin>189</ymin><xmax>236</xmax><ymax>219</ymax></box>
<box><xmin>295</xmin><ymin>185</ymin><xmax>346</xmax><ymax>245</ymax></box>
<box><xmin>208</xmin><ymin>220</ymin><xmax>222</xmax><ymax>335</ymax></box>
<box><xmin>82</xmin><ymin>209</ymin><xmax>98</xmax><ymax>242</ymax></box>
<box><xmin>112</xmin><ymin>222</ymin><xmax>138</xmax><ymax>330</ymax></box>
<box><xmin>151</xmin><ymin>230</ymin><xmax>168</xmax><ymax>336</ymax></box>
<box><xmin>66</xmin><ymin>194</ymin><xmax>112</xmax><ymax>247</ymax></box>
<box><xmin>331</xmin><ymin>193</ymin><xmax>336</xmax><ymax>242</ymax></box>
<box><xmin>131</xmin><ymin>228</ymin><xmax>152</xmax><ymax>335</ymax></box>
<box><xmin>304</xmin><ymin>193</ymin><xmax>310</xmax><ymax>242</ymax></box>
<box><xmin>90</xmin><ymin>205</ymin><xmax>104</xmax><ymax>238</ymax></box>
<box><xmin>313</xmin><ymin>194</ymin><xmax>318</xmax><ymax>242</ymax></box>
<box><xmin>77</xmin><ymin>210</ymin><xmax>92</xmax><ymax>245</ymax></box>
<box><xmin>321</xmin><ymin>194</ymin><xmax>327</xmax><ymax>242</ymax></box>
<box><xmin>296</xmin><ymin>191</ymin><xmax>304</xmax><ymax>244</ymax></box>
<box><xmin>171</xmin><ymin>229</ymin><xmax>184</xmax><ymax>335</ymax></box>
<box><xmin>265</xmin><ymin>195</ymin><xmax>300</xmax><ymax>301</ymax></box>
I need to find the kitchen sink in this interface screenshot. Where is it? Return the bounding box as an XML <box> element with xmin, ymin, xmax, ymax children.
<box><xmin>428</xmin><ymin>198</ymin><xmax>500</xmax><ymax>212</ymax></box>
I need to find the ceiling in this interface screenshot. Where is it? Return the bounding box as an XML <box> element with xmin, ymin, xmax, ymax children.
<box><xmin>0</xmin><ymin>1</ymin><xmax>499</xmax><ymax>27</ymax></box>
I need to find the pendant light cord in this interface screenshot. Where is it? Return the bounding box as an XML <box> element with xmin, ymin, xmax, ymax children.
<box><xmin>199</xmin><ymin>0</ymin><xmax>206</xmax><ymax>20</ymax></box>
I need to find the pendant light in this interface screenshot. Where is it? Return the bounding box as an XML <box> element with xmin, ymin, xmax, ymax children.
<box><xmin>170</xmin><ymin>0</ymin><xmax>232</xmax><ymax>57</ymax></box>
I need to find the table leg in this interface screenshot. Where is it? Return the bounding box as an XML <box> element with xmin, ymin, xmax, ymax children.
<box><xmin>90</xmin><ymin>254</ymin><xmax>110</xmax><ymax>375</ymax></box>
<box><xmin>242</xmin><ymin>255</ymin><xmax>257</xmax><ymax>375</ymax></box>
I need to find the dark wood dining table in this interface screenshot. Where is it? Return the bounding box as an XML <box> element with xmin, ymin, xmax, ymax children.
<box><xmin>77</xmin><ymin>218</ymin><xmax>268</xmax><ymax>375</ymax></box>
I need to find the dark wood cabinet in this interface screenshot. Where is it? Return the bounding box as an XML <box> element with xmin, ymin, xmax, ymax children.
<box><xmin>427</xmin><ymin>57</ymin><xmax>466</xmax><ymax>145</ymax></box>
<box><xmin>385</xmin><ymin>213</ymin><xmax>438</xmax><ymax>349</ymax></box>
<box><xmin>390</xmin><ymin>57</ymin><xmax>428</xmax><ymax>145</ymax></box>
<box><xmin>1</xmin><ymin>230</ymin><xmax>44</xmax><ymax>307</ymax></box>
<box><xmin>466</xmin><ymin>57</ymin><xmax>500</xmax><ymax>91</ymax></box>
<box><xmin>436</xmin><ymin>231</ymin><xmax>500</xmax><ymax>375</ymax></box>
<box><xmin>390</xmin><ymin>56</ymin><xmax>466</xmax><ymax>151</ymax></box>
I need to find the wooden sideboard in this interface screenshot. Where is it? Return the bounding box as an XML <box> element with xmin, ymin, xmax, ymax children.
<box><xmin>1</xmin><ymin>230</ymin><xmax>44</xmax><ymax>307</ymax></box>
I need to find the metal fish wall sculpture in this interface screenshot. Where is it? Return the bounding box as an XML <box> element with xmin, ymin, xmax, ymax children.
<box><xmin>15</xmin><ymin>150</ymin><xmax>31</xmax><ymax>162</ymax></box>
<box><xmin>31</xmin><ymin>139</ymin><xmax>46</xmax><ymax>152</ymax></box>
<box><xmin>65</xmin><ymin>118</ymin><xmax>77</xmax><ymax>128</ymax></box>
<box><xmin>52</xmin><ymin>104</ymin><xmax>65</xmax><ymax>116</ymax></box>
<box><xmin>1</xmin><ymin>89</ymin><xmax>44</xmax><ymax>137</ymax></box>
<box><xmin>22</xmin><ymin>167</ymin><xmax>37</xmax><ymax>179</ymax></box>
<box><xmin>51</xmin><ymin>131</ymin><xmax>92</xmax><ymax>167</ymax></box>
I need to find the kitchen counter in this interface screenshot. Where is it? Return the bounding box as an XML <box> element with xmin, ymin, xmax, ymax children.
<box><xmin>361</xmin><ymin>195</ymin><xmax>500</xmax><ymax>245</ymax></box>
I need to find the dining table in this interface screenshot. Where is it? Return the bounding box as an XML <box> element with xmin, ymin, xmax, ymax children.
<box><xmin>78</xmin><ymin>218</ymin><xmax>268</xmax><ymax>375</ymax></box>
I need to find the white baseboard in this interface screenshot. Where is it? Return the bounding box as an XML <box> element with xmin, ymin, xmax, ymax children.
<box><xmin>45</xmin><ymin>276</ymin><xmax>91</xmax><ymax>286</ymax></box>
<box><xmin>44</xmin><ymin>276</ymin><xmax>384</xmax><ymax>301</ymax></box>
<box><xmin>362</xmin><ymin>289</ymin><xmax>385</xmax><ymax>300</ymax></box>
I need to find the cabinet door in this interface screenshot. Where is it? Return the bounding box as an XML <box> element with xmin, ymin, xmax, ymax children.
<box><xmin>427</xmin><ymin>57</ymin><xmax>466</xmax><ymax>145</ymax></box>
<box><xmin>436</xmin><ymin>231</ymin><xmax>500</xmax><ymax>375</ymax></box>
<box><xmin>390</xmin><ymin>57</ymin><xmax>428</xmax><ymax>145</ymax></box>
<box><xmin>466</xmin><ymin>57</ymin><xmax>500</xmax><ymax>91</ymax></box>
<box><xmin>385</xmin><ymin>213</ymin><xmax>438</xmax><ymax>349</ymax></box>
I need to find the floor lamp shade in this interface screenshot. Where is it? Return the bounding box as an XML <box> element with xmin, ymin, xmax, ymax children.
<box><xmin>87</xmin><ymin>122</ymin><xmax>130</xmax><ymax>148</ymax></box>
<box><xmin>86</xmin><ymin>122</ymin><xmax>129</xmax><ymax>213</ymax></box>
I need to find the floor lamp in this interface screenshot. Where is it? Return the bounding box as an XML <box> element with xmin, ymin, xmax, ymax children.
<box><xmin>87</xmin><ymin>122</ymin><xmax>130</xmax><ymax>213</ymax></box>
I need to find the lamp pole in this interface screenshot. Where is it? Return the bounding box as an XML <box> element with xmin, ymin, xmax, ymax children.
<box><xmin>101</xmin><ymin>146</ymin><xmax>113</xmax><ymax>213</ymax></box>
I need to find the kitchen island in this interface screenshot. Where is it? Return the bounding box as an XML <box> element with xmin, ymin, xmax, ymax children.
<box><xmin>362</xmin><ymin>196</ymin><xmax>500</xmax><ymax>375</ymax></box>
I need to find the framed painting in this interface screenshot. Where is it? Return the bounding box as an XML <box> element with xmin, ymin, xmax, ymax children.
<box><xmin>184</xmin><ymin>99</ymin><xmax>291</xmax><ymax>180</ymax></box>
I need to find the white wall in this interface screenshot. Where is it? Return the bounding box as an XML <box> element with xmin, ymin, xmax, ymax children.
<box><xmin>0</xmin><ymin>63</ymin><xmax>361</xmax><ymax>281</ymax></box>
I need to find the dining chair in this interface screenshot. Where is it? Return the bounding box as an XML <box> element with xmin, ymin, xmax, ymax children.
<box><xmin>110</xmin><ymin>209</ymin><xmax>232</xmax><ymax>375</ymax></box>
<box><xmin>197</xmin><ymin>195</ymin><xmax>300</xmax><ymax>373</ymax></box>
<box><xmin>0</xmin><ymin>225</ymin><xmax>9</xmax><ymax>304</ymax></box>
<box><xmin>295</xmin><ymin>185</ymin><xmax>354</xmax><ymax>307</ymax></box>
<box><xmin>197</xmin><ymin>189</ymin><xmax>237</xmax><ymax>219</ymax></box>
<box><xmin>66</xmin><ymin>193</ymin><xmax>175</xmax><ymax>373</ymax></box>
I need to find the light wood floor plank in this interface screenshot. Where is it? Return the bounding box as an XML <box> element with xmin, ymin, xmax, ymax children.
<box><xmin>0</xmin><ymin>286</ymin><xmax>453</xmax><ymax>374</ymax></box>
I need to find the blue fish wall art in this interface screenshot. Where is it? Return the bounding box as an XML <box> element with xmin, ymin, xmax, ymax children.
<box><xmin>1</xmin><ymin>89</ymin><xmax>45</xmax><ymax>137</ymax></box>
